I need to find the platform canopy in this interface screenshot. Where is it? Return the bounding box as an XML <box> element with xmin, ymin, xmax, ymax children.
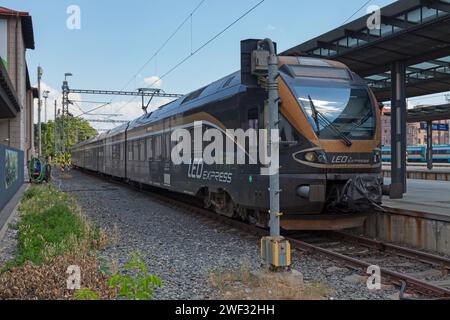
<box><xmin>282</xmin><ymin>0</ymin><xmax>450</xmax><ymax>102</ymax></box>
<box><xmin>406</xmin><ymin>103</ymin><xmax>450</xmax><ymax>122</ymax></box>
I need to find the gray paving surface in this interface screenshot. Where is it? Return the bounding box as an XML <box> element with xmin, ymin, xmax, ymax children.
<box><xmin>383</xmin><ymin>178</ymin><xmax>450</xmax><ymax>216</ymax></box>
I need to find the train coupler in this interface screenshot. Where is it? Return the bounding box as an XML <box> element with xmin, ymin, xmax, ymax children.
<box><xmin>260</xmin><ymin>236</ymin><xmax>291</xmax><ymax>272</ymax></box>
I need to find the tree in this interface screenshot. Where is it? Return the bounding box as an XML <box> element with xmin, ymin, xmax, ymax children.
<box><xmin>34</xmin><ymin>116</ymin><xmax>97</xmax><ymax>157</ymax></box>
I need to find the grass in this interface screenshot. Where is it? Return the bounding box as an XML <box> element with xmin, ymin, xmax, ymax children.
<box><xmin>0</xmin><ymin>184</ymin><xmax>116</xmax><ymax>299</ymax></box>
<box><xmin>0</xmin><ymin>184</ymin><xmax>160</xmax><ymax>300</ymax></box>
<box><xmin>3</xmin><ymin>185</ymin><xmax>105</xmax><ymax>269</ymax></box>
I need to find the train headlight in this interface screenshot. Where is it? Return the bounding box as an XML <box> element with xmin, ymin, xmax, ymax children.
<box><xmin>305</xmin><ymin>152</ymin><xmax>317</xmax><ymax>162</ymax></box>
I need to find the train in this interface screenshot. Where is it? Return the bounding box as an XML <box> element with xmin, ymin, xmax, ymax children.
<box><xmin>72</xmin><ymin>40</ymin><xmax>383</xmax><ymax>231</ymax></box>
<box><xmin>382</xmin><ymin>145</ymin><xmax>450</xmax><ymax>163</ymax></box>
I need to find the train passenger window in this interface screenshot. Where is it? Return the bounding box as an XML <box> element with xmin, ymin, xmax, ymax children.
<box><xmin>120</xmin><ymin>144</ymin><xmax>124</xmax><ymax>161</ymax></box>
<box><xmin>133</xmin><ymin>141</ymin><xmax>139</xmax><ymax>161</ymax></box>
<box><xmin>140</xmin><ymin>140</ymin><xmax>146</xmax><ymax>161</ymax></box>
<box><xmin>112</xmin><ymin>144</ymin><xmax>120</xmax><ymax>160</ymax></box>
<box><xmin>147</xmin><ymin>137</ymin><xmax>153</xmax><ymax>160</ymax></box>
<box><xmin>155</xmin><ymin>135</ymin><xmax>162</xmax><ymax>160</ymax></box>
<box><xmin>128</xmin><ymin>143</ymin><xmax>133</xmax><ymax>161</ymax></box>
<box><xmin>248</xmin><ymin>108</ymin><xmax>259</xmax><ymax>130</ymax></box>
<box><xmin>164</xmin><ymin>133</ymin><xmax>171</xmax><ymax>161</ymax></box>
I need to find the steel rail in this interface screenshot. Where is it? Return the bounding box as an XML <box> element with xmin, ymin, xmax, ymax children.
<box><xmin>286</xmin><ymin>237</ymin><xmax>450</xmax><ymax>299</ymax></box>
<box><xmin>332</xmin><ymin>231</ymin><xmax>450</xmax><ymax>270</ymax></box>
<box><xmin>70</xmin><ymin>168</ymin><xmax>450</xmax><ymax>299</ymax></box>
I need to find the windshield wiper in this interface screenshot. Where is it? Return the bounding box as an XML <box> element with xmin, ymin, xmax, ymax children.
<box><xmin>308</xmin><ymin>95</ymin><xmax>353</xmax><ymax>147</ymax></box>
<box><xmin>348</xmin><ymin>110</ymin><xmax>372</xmax><ymax>132</ymax></box>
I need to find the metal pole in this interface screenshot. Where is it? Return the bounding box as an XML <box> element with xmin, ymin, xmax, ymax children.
<box><xmin>390</xmin><ymin>61</ymin><xmax>407</xmax><ymax>199</ymax></box>
<box><xmin>54</xmin><ymin>100</ymin><xmax>58</xmax><ymax>155</ymax></box>
<box><xmin>427</xmin><ymin>121</ymin><xmax>433</xmax><ymax>170</ymax></box>
<box><xmin>61</xmin><ymin>81</ymin><xmax>68</xmax><ymax>154</ymax></box>
<box><xmin>37</xmin><ymin>66</ymin><xmax>43</xmax><ymax>157</ymax></box>
<box><xmin>262</xmin><ymin>39</ymin><xmax>281</xmax><ymax>237</ymax></box>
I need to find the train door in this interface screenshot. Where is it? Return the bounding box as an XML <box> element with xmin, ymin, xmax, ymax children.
<box><xmin>162</xmin><ymin>119</ymin><xmax>172</xmax><ymax>187</ymax></box>
<box><xmin>150</xmin><ymin>134</ymin><xmax>163</xmax><ymax>186</ymax></box>
<box><xmin>98</xmin><ymin>141</ymin><xmax>105</xmax><ymax>173</ymax></box>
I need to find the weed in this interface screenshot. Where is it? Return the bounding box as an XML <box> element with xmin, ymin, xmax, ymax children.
<box><xmin>74</xmin><ymin>288</ymin><xmax>100</xmax><ymax>300</ymax></box>
<box><xmin>108</xmin><ymin>253</ymin><xmax>162</xmax><ymax>300</ymax></box>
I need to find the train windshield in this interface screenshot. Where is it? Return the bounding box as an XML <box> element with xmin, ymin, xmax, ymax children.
<box><xmin>293</xmin><ymin>85</ymin><xmax>375</xmax><ymax>140</ymax></box>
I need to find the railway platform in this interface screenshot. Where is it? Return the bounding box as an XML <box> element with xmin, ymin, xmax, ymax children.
<box><xmin>362</xmin><ymin>178</ymin><xmax>450</xmax><ymax>255</ymax></box>
<box><xmin>382</xmin><ymin>164</ymin><xmax>450</xmax><ymax>182</ymax></box>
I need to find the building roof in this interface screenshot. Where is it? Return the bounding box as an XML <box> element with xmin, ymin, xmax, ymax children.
<box><xmin>0</xmin><ymin>6</ymin><xmax>35</xmax><ymax>49</ymax></box>
<box><xmin>383</xmin><ymin>103</ymin><xmax>450</xmax><ymax>122</ymax></box>
<box><xmin>282</xmin><ymin>0</ymin><xmax>450</xmax><ymax>102</ymax></box>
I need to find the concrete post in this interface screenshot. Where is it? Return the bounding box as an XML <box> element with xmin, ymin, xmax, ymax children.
<box><xmin>390</xmin><ymin>61</ymin><xmax>407</xmax><ymax>199</ymax></box>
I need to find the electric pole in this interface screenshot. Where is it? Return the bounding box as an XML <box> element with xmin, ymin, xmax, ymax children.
<box><xmin>248</xmin><ymin>38</ymin><xmax>291</xmax><ymax>271</ymax></box>
<box><xmin>62</xmin><ymin>73</ymin><xmax>73</xmax><ymax>153</ymax></box>
<box><xmin>43</xmin><ymin>90</ymin><xmax>50</xmax><ymax>123</ymax></box>
<box><xmin>37</xmin><ymin>66</ymin><xmax>43</xmax><ymax>157</ymax></box>
<box><xmin>54</xmin><ymin>100</ymin><xmax>58</xmax><ymax>155</ymax></box>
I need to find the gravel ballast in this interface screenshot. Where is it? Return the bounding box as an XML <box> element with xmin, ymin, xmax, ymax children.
<box><xmin>52</xmin><ymin>169</ymin><xmax>400</xmax><ymax>300</ymax></box>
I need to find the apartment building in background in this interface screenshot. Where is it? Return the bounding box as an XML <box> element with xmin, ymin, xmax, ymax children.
<box><xmin>0</xmin><ymin>6</ymin><xmax>37</xmax><ymax>162</ymax></box>
<box><xmin>381</xmin><ymin>108</ymin><xmax>450</xmax><ymax>147</ymax></box>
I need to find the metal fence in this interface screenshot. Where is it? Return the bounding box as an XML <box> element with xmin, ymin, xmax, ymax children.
<box><xmin>0</xmin><ymin>144</ymin><xmax>24</xmax><ymax>211</ymax></box>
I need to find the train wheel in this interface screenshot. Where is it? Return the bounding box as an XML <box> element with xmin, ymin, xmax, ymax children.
<box><xmin>209</xmin><ymin>191</ymin><xmax>236</xmax><ymax>218</ymax></box>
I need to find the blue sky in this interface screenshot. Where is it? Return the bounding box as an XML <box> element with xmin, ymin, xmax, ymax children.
<box><xmin>3</xmin><ymin>0</ymin><xmax>448</xmax><ymax>129</ymax></box>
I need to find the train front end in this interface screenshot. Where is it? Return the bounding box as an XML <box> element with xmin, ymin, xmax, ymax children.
<box><xmin>277</xmin><ymin>56</ymin><xmax>383</xmax><ymax>230</ymax></box>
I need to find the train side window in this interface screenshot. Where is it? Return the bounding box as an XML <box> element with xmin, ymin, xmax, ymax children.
<box><xmin>128</xmin><ymin>143</ymin><xmax>133</xmax><ymax>161</ymax></box>
<box><xmin>279</xmin><ymin>113</ymin><xmax>300</xmax><ymax>146</ymax></box>
<box><xmin>155</xmin><ymin>135</ymin><xmax>162</xmax><ymax>161</ymax></box>
<box><xmin>120</xmin><ymin>144</ymin><xmax>124</xmax><ymax>161</ymax></box>
<box><xmin>112</xmin><ymin>144</ymin><xmax>118</xmax><ymax>160</ymax></box>
<box><xmin>147</xmin><ymin>137</ymin><xmax>153</xmax><ymax>160</ymax></box>
<box><xmin>140</xmin><ymin>139</ymin><xmax>146</xmax><ymax>161</ymax></box>
<box><xmin>164</xmin><ymin>133</ymin><xmax>171</xmax><ymax>161</ymax></box>
<box><xmin>248</xmin><ymin>108</ymin><xmax>259</xmax><ymax>130</ymax></box>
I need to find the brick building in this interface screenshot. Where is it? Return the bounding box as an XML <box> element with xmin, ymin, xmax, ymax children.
<box><xmin>0</xmin><ymin>6</ymin><xmax>36</xmax><ymax>162</ymax></box>
<box><xmin>381</xmin><ymin>108</ymin><xmax>450</xmax><ymax>147</ymax></box>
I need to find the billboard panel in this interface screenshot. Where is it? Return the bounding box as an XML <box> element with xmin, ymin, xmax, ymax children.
<box><xmin>5</xmin><ymin>149</ymin><xmax>18</xmax><ymax>189</ymax></box>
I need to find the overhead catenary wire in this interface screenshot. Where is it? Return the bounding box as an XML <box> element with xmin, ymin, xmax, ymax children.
<box><xmin>342</xmin><ymin>0</ymin><xmax>373</xmax><ymax>25</ymax></box>
<box><xmin>147</xmin><ymin>0</ymin><xmax>265</xmax><ymax>88</ymax></box>
<box><xmin>116</xmin><ymin>0</ymin><xmax>265</xmax><ymax>113</ymax></box>
<box><xmin>116</xmin><ymin>0</ymin><xmax>207</xmax><ymax>94</ymax></box>
<box><xmin>91</xmin><ymin>0</ymin><xmax>208</xmax><ymax>117</ymax></box>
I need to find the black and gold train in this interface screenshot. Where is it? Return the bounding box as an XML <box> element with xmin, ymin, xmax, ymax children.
<box><xmin>72</xmin><ymin>40</ymin><xmax>383</xmax><ymax>231</ymax></box>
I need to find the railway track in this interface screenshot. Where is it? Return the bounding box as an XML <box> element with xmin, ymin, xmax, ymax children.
<box><xmin>75</xmin><ymin>168</ymin><xmax>450</xmax><ymax>299</ymax></box>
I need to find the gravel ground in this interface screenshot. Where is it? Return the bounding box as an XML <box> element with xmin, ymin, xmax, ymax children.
<box><xmin>0</xmin><ymin>213</ymin><xmax>20</xmax><ymax>268</ymax></box>
<box><xmin>51</xmin><ymin>169</ymin><xmax>401</xmax><ymax>300</ymax></box>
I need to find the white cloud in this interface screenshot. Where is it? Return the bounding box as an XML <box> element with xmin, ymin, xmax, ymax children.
<box><xmin>143</xmin><ymin>76</ymin><xmax>163</xmax><ymax>88</ymax></box>
<box><xmin>267</xmin><ymin>24</ymin><xmax>276</xmax><ymax>31</ymax></box>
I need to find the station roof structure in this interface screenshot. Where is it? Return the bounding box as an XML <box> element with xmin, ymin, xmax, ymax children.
<box><xmin>282</xmin><ymin>0</ymin><xmax>450</xmax><ymax>102</ymax></box>
<box><xmin>0</xmin><ymin>7</ymin><xmax>35</xmax><ymax>49</ymax></box>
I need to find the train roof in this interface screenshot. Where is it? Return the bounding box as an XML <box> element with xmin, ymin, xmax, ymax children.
<box><xmin>73</xmin><ymin>55</ymin><xmax>367</xmax><ymax>148</ymax></box>
<box><xmin>105</xmin><ymin>71</ymin><xmax>243</xmax><ymax>136</ymax></box>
